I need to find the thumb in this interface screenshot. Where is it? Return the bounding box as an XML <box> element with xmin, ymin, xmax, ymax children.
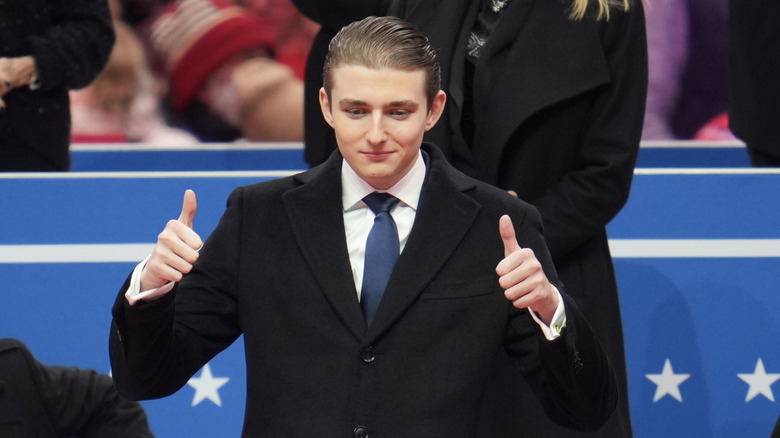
<box><xmin>499</xmin><ymin>214</ymin><xmax>521</xmax><ymax>257</ymax></box>
<box><xmin>178</xmin><ymin>189</ymin><xmax>197</xmax><ymax>228</ymax></box>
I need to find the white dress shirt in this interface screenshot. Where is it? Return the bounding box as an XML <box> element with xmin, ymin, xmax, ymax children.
<box><xmin>341</xmin><ymin>151</ymin><xmax>426</xmax><ymax>301</ymax></box>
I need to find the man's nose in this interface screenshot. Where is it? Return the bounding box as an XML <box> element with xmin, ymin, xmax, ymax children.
<box><xmin>366</xmin><ymin>114</ymin><xmax>388</xmax><ymax>144</ymax></box>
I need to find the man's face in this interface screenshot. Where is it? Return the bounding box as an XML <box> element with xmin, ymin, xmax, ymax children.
<box><xmin>319</xmin><ymin>64</ymin><xmax>445</xmax><ymax>190</ymax></box>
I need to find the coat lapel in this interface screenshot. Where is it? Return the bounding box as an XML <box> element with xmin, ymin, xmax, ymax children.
<box><xmin>365</xmin><ymin>145</ymin><xmax>481</xmax><ymax>341</ymax></box>
<box><xmin>283</xmin><ymin>153</ymin><xmax>368</xmax><ymax>340</ymax></box>
<box><xmin>473</xmin><ymin>0</ymin><xmax>611</xmax><ymax>181</ymax></box>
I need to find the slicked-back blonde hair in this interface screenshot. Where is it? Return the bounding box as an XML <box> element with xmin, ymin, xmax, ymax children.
<box><xmin>570</xmin><ymin>0</ymin><xmax>631</xmax><ymax>21</ymax></box>
<box><xmin>323</xmin><ymin>16</ymin><xmax>441</xmax><ymax>109</ymax></box>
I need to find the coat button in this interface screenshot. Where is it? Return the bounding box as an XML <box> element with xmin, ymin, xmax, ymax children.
<box><xmin>361</xmin><ymin>346</ymin><xmax>376</xmax><ymax>363</ymax></box>
<box><xmin>353</xmin><ymin>425</ymin><xmax>369</xmax><ymax>437</ymax></box>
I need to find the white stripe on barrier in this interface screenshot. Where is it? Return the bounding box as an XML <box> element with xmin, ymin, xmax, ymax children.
<box><xmin>609</xmin><ymin>239</ymin><xmax>780</xmax><ymax>258</ymax></box>
<box><xmin>1</xmin><ymin>240</ymin><xmax>780</xmax><ymax>263</ymax></box>
<box><xmin>0</xmin><ymin>244</ymin><xmax>155</xmax><ymax>263</ymax></box>
<box><xmin>0</xmin><ymin>170</ymin><xmax>301</xmax><ymax>179</ymax></box>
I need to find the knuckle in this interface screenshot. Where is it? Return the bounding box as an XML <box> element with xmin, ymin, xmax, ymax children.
<box><xmin>157</xmin><ymin>231</ymin><xmax>171</xmax><ymax>244</ymax></box>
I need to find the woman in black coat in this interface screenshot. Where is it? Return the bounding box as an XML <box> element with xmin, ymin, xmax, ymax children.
<box><xmin>0</xmin><ymin>0</ymin><xmax>114</xmax><ymax>171</ymax></box>
<box><xmin>295</xmin><ymin>1</ymin><xmax>647</xmax><ymax>436</ymax></box>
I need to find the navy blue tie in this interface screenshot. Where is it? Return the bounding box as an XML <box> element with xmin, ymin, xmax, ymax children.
<box><xmin>361</xmin><ymin>193</ymin><xmax>401</xmax><ymax>325</ymax></box>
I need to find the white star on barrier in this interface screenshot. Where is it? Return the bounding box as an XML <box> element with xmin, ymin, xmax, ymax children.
<box><xmin>645</xmin><ymin>358</ymin><xmax>690</xmax><ymax>402</ymax></box>
<box><xmin>187</xmin><ymin>363</ymin><xmax>230</xmax><ymax>407</ymax></box>
<box><xmin>738</xmin><ymin>358</ymin><xmax>780</xmax><ymax>402</ymax></box>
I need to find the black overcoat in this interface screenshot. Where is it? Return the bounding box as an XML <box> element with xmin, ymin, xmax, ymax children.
<box><xmin>299</xmin><ymin>1</ymin><xmax>647</xmax><ymax>435</ymax></box>
<box><xmin>0</xmin><ymin>0</ymin><xmax>114</xmax><ymax>170</ymax></box>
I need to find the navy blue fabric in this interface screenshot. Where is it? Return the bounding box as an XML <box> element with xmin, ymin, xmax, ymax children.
<box><xmin>360</xmin><ymin>193</ymin><xmax>401</xmax><ymax>325</ymax></box>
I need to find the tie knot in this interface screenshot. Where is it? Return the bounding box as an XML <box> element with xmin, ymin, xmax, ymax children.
<box><xmin>364</xmin><ymin>192</ymin><xmax>400</xmax><ymax>215</ymax></box>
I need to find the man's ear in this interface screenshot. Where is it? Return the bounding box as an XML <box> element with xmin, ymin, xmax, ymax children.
<box><xmin>319</xmin><ymin>87</ymin><xmax>335</xmax><ymax>128</ymax></box>
<box><xmin>425</xmin><ymin>90</ymin><xmax>447</xmax><ymax>131</ymax></box>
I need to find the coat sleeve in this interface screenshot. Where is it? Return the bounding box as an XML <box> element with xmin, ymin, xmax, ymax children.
<box><xmin>504</xmin><ymin>205</ymin><xmax>618</xmax><ymax>431</ymax></box>
<box><xmin>109</xmin><ymin>187</ymin><xmax>245</xmax><ymax>401</ymax></box>
<box><xmin>29</xmin><ymin>0</ymin><xmax>115</xmax><ymax>91</ymax></box>
<box><xmin>532</xmin><ymin>2</ymin><xmax>648</xmax><ymax>258</ymax></box>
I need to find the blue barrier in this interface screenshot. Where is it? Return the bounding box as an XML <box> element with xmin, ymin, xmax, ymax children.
<box><xmin>637</xmin><ymin>141</ymin><xmax>750</xmax><ymax>168</ymax></box>
<box><xmin>1</xmin><ymin>167</ymin><xmax>778</xmax><ymax>437</ymax></box>
<box><xmin>70</xmin><ymin>143</ymin><xmax>309</xmax><ymax>172</ymax></box>
<box><xmin>70</xmin><ymin>140</ymin><xmax>751</xmax><ymax>171</ymax></box>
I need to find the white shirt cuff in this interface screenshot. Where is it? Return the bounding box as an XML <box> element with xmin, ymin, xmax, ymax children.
<box><xmin>125</xmin><ymin>255</ymin><xmax>175</xmax><ymax>306</ymax></box>
<box><xmin>528</xmin><ymin>287</ymin><xmax>567</xmax><ymax>341</ymax></box>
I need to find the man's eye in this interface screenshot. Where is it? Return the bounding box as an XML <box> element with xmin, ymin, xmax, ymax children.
<box><xmin>390</xmin><ymin>110</ymin><xmax>410</xmax><ymax>118</ymax></box>
<box><xmin>344</xmin><ymin>108</ymin><xmax>365</xmax><ymax>117</ymax></box>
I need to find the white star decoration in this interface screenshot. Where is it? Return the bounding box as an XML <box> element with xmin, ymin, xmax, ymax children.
<box><xmin>645</xmin><ymin>358</ymin><xmax>690</xmax><ymax>402</ymax></box>
<box><xmin>187</xmin><ymin>364</ymin><xmax>230</xmax><ymax>407</ymax></box>
<box><xmin>738</xmin><ymin>358</ymin><xmax>780</xmax><ymax>402</ymax></box>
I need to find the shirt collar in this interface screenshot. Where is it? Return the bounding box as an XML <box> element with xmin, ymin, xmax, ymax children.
<box><xmin>342</xmin><ymin>151</ymin><xmax>426</xmax><ymax>212</ymax></box>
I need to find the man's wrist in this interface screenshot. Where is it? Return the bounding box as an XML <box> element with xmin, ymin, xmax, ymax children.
<box><xmin>528</xmin><ymin>287</ymin><xmax>566</xmax><ymax>341</ymax></box>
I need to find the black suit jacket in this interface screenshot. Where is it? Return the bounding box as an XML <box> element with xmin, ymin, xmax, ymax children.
<box><xmin>0</xmin><ymin>338</ymin><xmax>153</xmax><ymax>438</ymax></box>
<box><xmin>298</xmin><ymin>2</ymin><xmax>646</xmax><ymax>435</ymax></box>
<box><xmin>0</xmin><ymin>0</ymin><xmax>114</xmax><ymax>170</ymax></box>
<box><xmin>110</xmin><ymin>143</ymin><xmax>617</xmax><ymax>436</ymax></box>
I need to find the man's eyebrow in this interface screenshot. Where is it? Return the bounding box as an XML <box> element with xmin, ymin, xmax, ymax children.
<box><xmin>337</xmin><ymin>99</ymin><xmax>420</xmax><ymax>109</ymax></box>
<box><xmin>387</xmin><ymin>100</ymin><xmax>419</xmax><ymax>109</ymax></box>
<box><xmin>338</xmin><ymin>98</ymin><xmax>367</xmax><ymax>107</ymax></box>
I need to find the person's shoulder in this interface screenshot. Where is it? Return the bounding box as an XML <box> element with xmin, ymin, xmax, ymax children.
<box><xmin>424</xmin><ymin>143</ymin><xmax>535</xmax><ymax>210</ymax></box>
<box><xmin>0</xmin><ymin>338</ymin><xmax>38</xmax><ymax>370</ymax></box>
<box><xmin>470</xmin><ymin>178</ymin><xmax>536</xmax><ymax>215</ymax></box>
<box><xmin>225</xmin><ymin>157</ymin><xmax>339</xmax><ymax>203</ymax></box>
<box><xmin>239</xmin><ymin>172</ymin><xmax>302</xmax><ymax>195</ymax></box>
<box><xmin>0</xmin><ymin>338</ymin><xmax>28</xmax><ymax>354</ymax></box>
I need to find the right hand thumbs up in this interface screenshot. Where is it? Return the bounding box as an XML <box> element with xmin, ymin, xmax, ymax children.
<box><xmin>140</xmin><ymin>190</ymin><xmax>203</xmax><ymax>291</ymax></box>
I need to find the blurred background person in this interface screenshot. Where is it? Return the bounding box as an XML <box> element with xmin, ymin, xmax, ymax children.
<box><xmin>641</xmin><ymin>0</ymin><xmax>688</xmax><ymax>140</ymax></box>
<box><xmin>729</xmin><ymin>0</ymin><xmax>780</xmax><ymax>166</ymax></box>
<box><xmin>70</xmin><ymin>20</ymin><xmax>199</xmax><ymax>145</ymax></box>
<box><xmin>0</xmin><ymin>0</ymin><xmax>115</xmax><ymax>171</ymax></box>
<box><xmin>114</xmin><ymin>0</ymin><xmax>316</xmax><ymax>143</ymax></box>
<box><xmin>672</xmin><ymin>0</ymin><xmax>729</xmax><ymax>140</ymax></box>
<box><xmin>149</xmin><ymin>0</ymin><xmax>305</xmax><ymax>142</ymax></box>
<box><xmin>0</xmin><ymin>338</ymin><xmax>154</xmax><ymax>437</ymax></box>
<box><xmin>233</xmin><ymin>0</ymin><xmax>320</xmax><ymax>81</ymax></box>
<box><xmin>295</xmin><ymin>0</ymin><xmax>647</xmax><ymax>436</ymax></box>
<box><xmin>642</xmin><ymin>0</ymin><xmax>730</xmax><ymax>141</ymax></box>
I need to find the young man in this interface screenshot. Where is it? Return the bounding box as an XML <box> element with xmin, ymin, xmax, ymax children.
<box><xmin>109</xmin><ymin>16</ymin><xmax>617</xmax><ymax>436</ymax></box>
